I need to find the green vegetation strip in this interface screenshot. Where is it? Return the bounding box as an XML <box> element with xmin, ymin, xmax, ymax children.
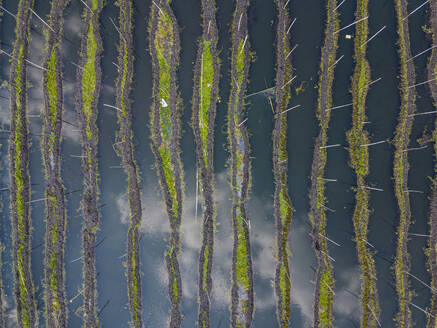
<box><xmin>346</xmin><ymin>0</ymin><xmax>380</xmax><ymax>326</ymax></box>
<box><xmin>41</xmin><ymin>0</ymin><xmax>70</xmax><ymax>326</ymax></box>
<box><xmin>8</xmin><ymin>0</ymin><xmax>38</xmax><ymax>327</ymax></box>
<box><xmin>113</xmin><ymin>0</ymin><xmax>143</xmax><ymax>327</ymax></box>
<box><xmin>227</xmin><ymin>0</ymin><xmax>254</xmax><ymax>326</ymax></box>
<box><xmin>393</xmin><ymin>0</ymin><xmax>416</xmax><ymax>326</ymax></box>
<box><xmin>191</xmin><ymin>0</ymin><xmax>220</xmax><ymax>327</ymax></box>
<box><xmin>426</xmin><ymin>0</ymin><xmax>437</xmax><ymax>326</ymax></box>
<box><xmin>148</xmin><ymin>1</ymin><xmax>184</xmax><ymax>326</ymax></box>
<box><xmin>308</xmin><ymin>0</ymin><xmax>339</xmax><ymax>327</ymax></box>
<box><xmin>273</xmin><ymin>1</ymin><xmax>293</xmax><ymax>327</ymax></box>
<box><xmin>75</xmin><ymin>0</ymin><xmax>104</xmax><ymax>326</ymax></box>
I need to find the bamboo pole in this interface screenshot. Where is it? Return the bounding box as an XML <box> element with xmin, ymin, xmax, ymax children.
<box><xmin>326</xmin><ymin>102</ymin><xmax>352</xmax><ymax>111</ymax></box>
<box><xmin>361</xmin><ymin>140</ymin><xmax>386</xmax><ymax>147</ymax></box>
<box><xmin>361</xmin><ymin>26</ymin><xmax>386</xmax><ymax>48</ymax></box>
<box><xmin>30</xmin><ymin>8</ymin><xmax>54</xmax><ymax>32</ymax></box>
<box><xmin>407</xmin><ymin>44</ymin><xmax>437</xmax><ymax>62</ymax></box>
<box><xmin>335</xmin><ymin>16</ymin><xmax>369</xmax><ymax>34</ymax></box>
<box><xmin>402</xmin><ymin>0</ymin><xmax>429</xmax><ymax>21</ymax></box>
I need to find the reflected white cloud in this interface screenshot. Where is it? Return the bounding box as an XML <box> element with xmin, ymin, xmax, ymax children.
<box><xmin>289</xmin><ymin>221</ymin><xmax>314</xmax><ymax>326</ymax></box>
<box><xmin>115</xmin><ymin>170</ymin><xmax>280</xmax><ymax>313</ymax></box>
<box><xmin>334</xmin><ymin>266</ymin><xmax>360</xmax><ymax>320</ymax></box>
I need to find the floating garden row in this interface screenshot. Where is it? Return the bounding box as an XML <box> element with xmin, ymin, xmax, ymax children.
<box><xmin>41</xmin><ymin>0</ymin><xmax>69</xmax><ymax>326</ymax></box>
<box><xmin>191</xmin><ymin>0</ymin><xmax>220</xmax><ymax>326</ymax></box>
<box><xmin>346</xmin><ymin>0</ymin><xmax>380</xmax><ymax>326</ymax></box>
<box><xmin>272</xmin><ymin>1</ymin><xmax>294</xmax><ymax>327</ymax></box>
<box><xmin>113</xmin><ymin>0</ymin><xmax>144</xmax><ymax>327</ymax></box>
<box><xmin>8</xmin><ymin>0</ymin><xmax>38</xmax><ymax>326</ymax></box>
<box><xmin>427</xmin><ymin>0</ymin><xmax>437</xmax><ymax>326</ymax></box>
<box><xmin>148</xmin><ymin>0</ymin><xmax>184</xmax><ymax>326</ymax></box>
<box><xmin>74</xmin><ymin>0</ymin><xmax>104</xmax><ymax>326</ymax></box>
<box><xmin>227</xmin><ymin>0</ymin><xmax>255</xmax><ymax>326</ymax></box>
<box><xmin>308</xmin><ymin>0</ymin><xmax>339</xmax><ymax>326</ymax></box>
<box><xmin>393</xmin><ymin>0</ymin><xmax>417</xmax><ymax>326</ymax></box>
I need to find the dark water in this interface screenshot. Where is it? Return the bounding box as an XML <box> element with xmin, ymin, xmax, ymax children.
<box><xmin>0</xmin><ymin>0</ymin><xmax>436</xmax><ymax>327</ymax></box>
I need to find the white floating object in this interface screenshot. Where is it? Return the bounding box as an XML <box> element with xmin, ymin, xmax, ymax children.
<box><xmin>161</xmin><ymin>98</ymin><xmax>168</xmax><ymax>108</ymax></box>
<box><xmin>345</xmin><ymin>34</ymin><xmax>352</xmax><ymax>39</ymax></box>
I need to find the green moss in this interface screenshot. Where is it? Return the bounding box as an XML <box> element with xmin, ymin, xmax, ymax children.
<box><xmin>13</xmin><ymin>42</ymin><xmax>34</xmax><ymax>328</ymax></box>
<box><xmin>319</xmin><ymin>270</ymin><xmax>334</xmax><ymax>327</ymax></box>
<box><xmin>198</xmin><ymin>40</ymin><xmax>214</xmax><ymax>167</ymax></box>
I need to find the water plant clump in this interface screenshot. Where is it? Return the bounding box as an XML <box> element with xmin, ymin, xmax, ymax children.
<box><xmin>112</xmin><ymin>0</ymin><xmax>144</xmax><ymax>327</ymax></box>
<box><xmin>272</xmin><ymin>0</ymin><xmax>294</xmax><ymax>326</ymax></box>
<box><xmin>41</xmin><ymin>0</ymin><xmax>70</xmax><ymax>326</ymax></box>
<box><xmin>308</xmin><ymin>0</ymin><xmax>339</xmax><ymax>326</ymax></box>
<box><xmin>345</xmin><ymin>0</ymin><xmax>380</xmax><ymax>326</ymax></box>
<box><xmin>426</xmin><ymin>0</ymin><xmax>437</xmax><ymax>325</ymax></box>
<box><xmin>191</xmin><ymin>0</ymin><xmax>220</xmax><ymax>326</ymax></box>
<box><xmin>227</xmin><ymin>0</ymin><xmax>254</xmax><ymax>326</ymax></box>
<box><xmin>393</xmin><ymin>0</ymin><xmax>417</xmax><ymax>326</ymax></box>
<box><xmin>148</xmin><ymin>0</ymin><xmax>184</xmax><ymax>326</ymax></box>
<box><xmin>74</xmin><ymin>0</ymin><xmax>104</xmax><ymax>326</ymax></box>
<box><xmin>8</xmin><ymin>0</ymin><xmax>38</xmax><ymax>326</ymax></box>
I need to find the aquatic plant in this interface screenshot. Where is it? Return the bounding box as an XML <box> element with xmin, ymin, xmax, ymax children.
<box><xmin>345</xmin><ymin>0</ymin><xmax>380</xmax><ymax>326</ymax></box>
<box><xmin>426</xmin><ymin>0</ymin><xmax>437</xmax><ymax>326</ymax></box>
<box><xmin>41</xmin><ymin>0</ymin><xmax>70</xmax><ymax>326</ymax></box>
<box><xmin>308</xmin><ymin>0</ymin><xmax>339</xmax><ymax>326</ymax></box>
<box><xmin>272</xmin><ymin>0</ymin><xmax>294</xmax><ymax>326</ymax></box>
<box><xmin>227</xmin><ymin>0</ymin><xmax>255</xmax><ymax>326</ymax></box>
<box><xmin>74</xmin><ymin>0</ymin><xmax>104</xmax><ymax>326</ymax></box>
<box><xmin>191</xmin><ymin>0</ymin><xmax>220</xmax><ymax>326</ymax></box>
<box><xmin>393</xmin><ymin>0</ymin><xmax>417</xmax><ymax>326</ymax></box>
<box><xmin>148</xmin><ymin>0</ymin><xmax>184</xmax><ymax>326</ymax></box>
<box><xmin>8</xmin><ymin>0</ymin><xmax>38</xmax><ymax>326</ymax></box>
<box><xmin>113</xmin><ymin>0</ymin><xmax>144</xmax><ymax>326</ymax></box>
